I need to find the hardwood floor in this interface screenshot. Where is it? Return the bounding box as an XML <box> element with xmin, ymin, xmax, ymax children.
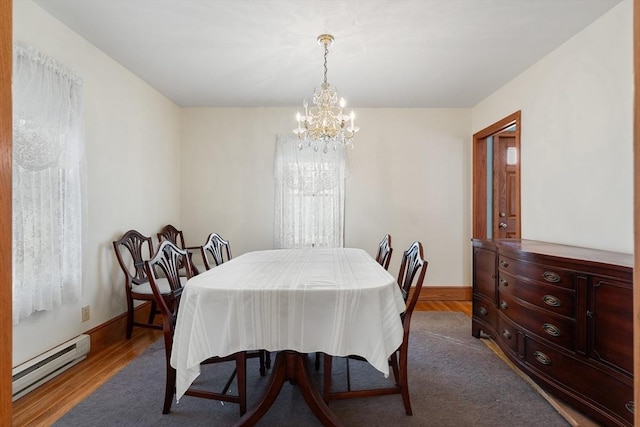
<box><xmin>11</xmin><ymin>301</ymin><xmax>471</xmax><ymax>426</ymax></box>
<box><xmin>12</xmin><ymin>326</ymin><xmax>162</xmax><ymax>426</ymax></box>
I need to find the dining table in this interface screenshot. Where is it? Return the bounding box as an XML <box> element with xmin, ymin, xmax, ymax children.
<box><xmin>170</xmin><ymin>247</ymin><xmax>406</xmax><ymax>426</ymax></box>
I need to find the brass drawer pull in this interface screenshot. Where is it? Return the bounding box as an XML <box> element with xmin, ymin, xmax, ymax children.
<box><xmin>542</xmin><ymin>294</ymin><xmax>561</xmax><ymax>307</ymax></box>
<box><xmin>542</xmin><ymin>271</ymin><xmax>561</xmax><ymax>283</ymax></box>
<box><xmin>502</xmin><ymin>330</ymin><xmax>511</xmax><ymax>339</ymax></box>
<box><xmin>500</xmin><ymin>301</ymin><xmax>508</xmax><ymax>310</ymax></box>
<box><xmin>499</xmin><ymin>278</ymin><xmax>508</xmax><ymax>287</ymax></box>
<box><xmin>500</xmin><ymin>260</ymin><xmax>509</xmax><ymax>268</ymax></box>
<box><xmin>542</xmin><ymin>323</ymin><xmax>561</xmax><ymax>337</ymax></box>
<box><xmin>533</xmin><ymin>351</ymin><xmax>552</xmax><ymax>366</ymax></box>
<box><xmin>626</xmin><ymin>401</ymin><xmax>634</xmax><ymax>414</ymax></box>
<box><xmin>479</xmin><ymin>306</ymin><xmax>488</xmax><ymax>316</ymax></box>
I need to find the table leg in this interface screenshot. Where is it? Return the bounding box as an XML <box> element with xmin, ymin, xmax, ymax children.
<box><xmin>234</xmin><ymin>351</ymin><xmax>344</xmax><ymax>427</ymax></box>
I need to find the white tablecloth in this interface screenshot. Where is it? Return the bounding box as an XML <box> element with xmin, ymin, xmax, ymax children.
<box><xmin>171</xmin><ymin>248</ymin><xmax>406</xmax><ymax>400</ymax></box>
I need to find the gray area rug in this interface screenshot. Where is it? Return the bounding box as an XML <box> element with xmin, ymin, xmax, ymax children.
<box><xmin>55</xmin><ymin>312</ymin><xmax>569</xmax><ymax>426</ymax></box>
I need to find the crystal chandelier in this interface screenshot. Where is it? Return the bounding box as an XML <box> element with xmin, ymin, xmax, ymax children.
<box><xmin>293</xmin><ymin>34</ymin><xmax>359</xmax><ymax>152</ymax></box>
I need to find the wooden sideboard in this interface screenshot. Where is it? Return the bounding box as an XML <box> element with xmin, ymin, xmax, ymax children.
<box><xmin>472</xmin><ymin>239</ymin><xmax>634</xmax><ymax>427</ymax></box>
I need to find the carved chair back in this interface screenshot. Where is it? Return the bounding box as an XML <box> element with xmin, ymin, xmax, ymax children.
<box><xmin>201</xmin><ymin>233</ymin><xmax>233</xmax><ymax>270</ymax></box>
<box><xmin>375</xmin><ymin>234</ymin><xmax>393</xmax><ymax>270</ymax></box>
<box><xmin>113</xmin><ymin>229</ymin><xmax>153</xmax><ymax>287</ymax></box>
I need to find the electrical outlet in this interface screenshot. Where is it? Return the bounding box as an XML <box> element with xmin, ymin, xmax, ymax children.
<box><xmin>81</xmin><ymin>305</ymin><xmax>90</xmax><ymax>322</ymax></box>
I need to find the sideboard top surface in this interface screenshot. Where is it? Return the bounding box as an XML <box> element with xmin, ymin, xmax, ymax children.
<box><xmin>472</xmin><ymin>238</ymin><xmax>634</xmax><ymax>270</ymax></box>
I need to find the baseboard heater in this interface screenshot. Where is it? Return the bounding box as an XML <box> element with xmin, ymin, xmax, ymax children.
<box><xmin>12</xmin><ymin>334</ymin><xmax>91</xmax><ymax>401</ymax></box>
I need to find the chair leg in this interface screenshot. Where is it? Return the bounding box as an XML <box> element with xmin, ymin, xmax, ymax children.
<box><xmin>163</xmin><ymin>365</ymin><xmax>176</xmax><ymax>414</ymax></box>
<box><xmin>236</xmin><ymin>352</ymin><xmax>247</xmax><ymax>416</ymax></box>
<box><xmin>265</xmin><ymin>350</ymin><xmax>271</xmax><ymax>369</ymax></box>
<box><xmin>398</xmin><ymin>345</ymin><xmax>412</xmax><ymax>415</ymax></box>
<box><xmin>148</xmin><ymin>300</ymin><xmax>155</xmax><ymax>324</ymax></box>
<box><xmin>126</xmin><ymin>300</ymin><xmax>134</xmax><ymax>340</ymax></box>
<box><xmin>148</xmin><ymin>300</ymin><xmax>157</xmax><ymax>325</ymax></box>
<box><xmin>390</xmin><ymin>351</ymin><xmax>400</xmax><ymax>386</ymax></box>
<box><xmin>346</xmin><ymin>358</ymin><xmax>351</xmax><ymax>391</ymax></box>
<box><xmin>221</xmin><ymin>368</ymin><xmax>237</xmax><ymax>395</ymax></box>
<box><xmin>322</xmin><ymin>353</ymin><xmax>333</xmax><ymax>403</ymax></box>
<box><xmin>259</xmin><ymin>351</ymin><xmax>266</xmax><ymax>376</ymax></box>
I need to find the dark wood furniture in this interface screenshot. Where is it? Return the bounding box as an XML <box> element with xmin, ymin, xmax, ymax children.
<box><xmin>157</xmin><ymin>224</ymin><xmax>200</xmax><ymax>275</ymax></box>
<box><xmin>113</xmin><ymin>229</ymin><xmax>164</xmax><ymax>339</ymax></box>
<box><xmin>323</xmin><ymin>241</ymin><xmax>428</xmax><ymax>415</ymax></box>
<box><xmin>194</xmin><ymin>232</ymin><xmax>232</xmax><ymax>270</ymax></box>
<box><xmin>375</xmin><ymin>234</ymin><xmax>393</xmax><ymax>270</ymax></box>
<box><xmin>157</xmin><ymin>224</ymin><xmax>186</xmax><ymax>249</ymax></box>
<box><xmin>472</xmin><ymin>239</ymin><xmax>634</xmax><ymax>427</ymax></box>
<box><xmin>145</xmin><ymin>241</ymin><xmax>247</xmax><ymax>415</ymax></box>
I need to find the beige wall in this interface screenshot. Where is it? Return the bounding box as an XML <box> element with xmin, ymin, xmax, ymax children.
<box><xmin>472</xmin><ymin>1</ymin><xmax>633</xmax><ymax>254</ymax></box>
<box><xmin>12</xmin><ymin>0</ymin><xmax>182</xmax><ymax>365</ymax></box>
<box><xmin>180</xmin><ymin>107</ymin><xmax>471</xmax><ymax>283</ymax></box>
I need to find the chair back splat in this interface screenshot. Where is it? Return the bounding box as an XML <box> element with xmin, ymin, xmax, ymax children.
<box><xmin>157</xmin><ymin>224</ymin><xmax>201</xmax><ymax>275</ymax></box>
<box><xmin>397</xmin><ymin>241</ymin><xmax>427</xmax><ymax>315</ymax></box>
<box><xmin>200</xmin><ymin>233</ymin><xmax>232</xmax><ymax>270</ymax></box>
<box><xmin>145</xmin><ymin>240</ymin><xmax>247</xmax><ymax>415</ymax></box>
<box><xmin>375</xmin><ymin>234</ymin><xmax>393</xmax><ymax>270</ymax></box>
<box><xmin>157</xmin><ymin>224</ymin><xmax>186</xmax><ymax>249</ymax></box>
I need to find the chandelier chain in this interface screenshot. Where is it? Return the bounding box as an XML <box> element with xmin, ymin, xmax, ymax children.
<box><xmin>323</xmin><ymin>42</ymin><xmax>329</xmax><ymax>86</ymax></box>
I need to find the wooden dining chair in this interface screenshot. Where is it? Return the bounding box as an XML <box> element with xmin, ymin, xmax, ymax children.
<box><xmin>314</xmin><ymin>233</ymin><xmax>393</xmax><ymax>370</ymax></box>
<box><xmin>157</xmin><ymin>224</ymin><xmax>200</xmax><ymax>275</ymax></box>
<box><xmin>375</xmin><ymin>234</ymin><xmax>393</xmax><ymax>270</ymax></box>
<box><xmin>190</xmin><ymin>232</ymin><xmax>271</xmax><ymax>375</ymax></box>
<box><xmin>144</xmin><ymin>240</ymin><xmax>247</xmax><ymax>415</ymax></box>
<box><xmin>113</xmin><ymin>229</ymin><xmax>166</xmax><ymax>339</ymax></box>
<box><xmin>191</xmin><ymin>232</ymin><xmax>232</xmax><ymax>272</ymax></box>
<box><xmin>322</xmin><ymin>240</ymin><xmax>428</xmax><ymax>416</ymax></box>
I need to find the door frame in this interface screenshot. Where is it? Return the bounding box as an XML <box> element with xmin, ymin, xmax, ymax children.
<box><xmin>0</xmin><ymin>0</ymin><xmax>11</xmax><ymax>423</ymax></box>
<box><xmin>633</xmin><ymin>0</ymin><xmax>639</xmax><ymax>423</ymax></box>
<box><xmin>472</xmin><ymin>110</ymin><xmax>521</xmax><ymax>239</ymax></box>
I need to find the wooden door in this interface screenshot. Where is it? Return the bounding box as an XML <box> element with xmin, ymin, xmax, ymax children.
<box><xmin>472</xmin><ymin>111</ymin><xmax>521</xmax><ymax>239</ymax></box>
<box><xmin>493</xmin><ymin>131</ymin><xmax>520</xmax><ymax>238</ymax></box>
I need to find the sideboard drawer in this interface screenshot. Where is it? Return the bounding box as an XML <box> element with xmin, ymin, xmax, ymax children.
<box><xmin>499</xmin><ymin>292</ymin><xmax>575</xmax><ymax>351</ymax></box>
<box><xmin>496</xmin><ymin>313</ymin><xmax>519</xmax><ymax>356</ymax></box>
<box><xmin>472</xmin><ymin>296</ymin><xmax>496</xmax><ymax>328</ymax></box>
<box><xmin>525</xmin><ymin>337</ymin><xmax>634</xmax><ymax>426</ymax></box>
<box><xmin>498</xmin><ymin>255</ymin><xmax>575</xmax><ymax>290</ymax></box>
<box><xmin>498</xmin><ymin>270</ymin><xmax>575</xmax><ymax>318</ymax></box>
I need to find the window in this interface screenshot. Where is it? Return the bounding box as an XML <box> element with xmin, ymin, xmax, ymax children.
<box><xmin>12</xmin><ymin>44</ymin><xmax>84</xmax><ymax>324</ymax></box>
<box><xmin>274</xmin><ymin>136</ymin><xmax>348</xmax><ymax>248</ymax></box>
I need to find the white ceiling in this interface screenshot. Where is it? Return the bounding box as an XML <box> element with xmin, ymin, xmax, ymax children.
<box><xmin>32</xmin><ymin>0</ymin><xmax>621</xmax><ymax>108</ymax></box>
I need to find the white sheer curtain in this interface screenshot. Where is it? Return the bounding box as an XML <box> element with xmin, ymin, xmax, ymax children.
<box><xmin>274</xmin><ymin>136</ymin><xmax>349</xmax><ymax>249</ymax></box>
<box><xmin>12</xmin><ymin>44</ymin><xmax>84</xmax><ymax>325</ymax></box>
